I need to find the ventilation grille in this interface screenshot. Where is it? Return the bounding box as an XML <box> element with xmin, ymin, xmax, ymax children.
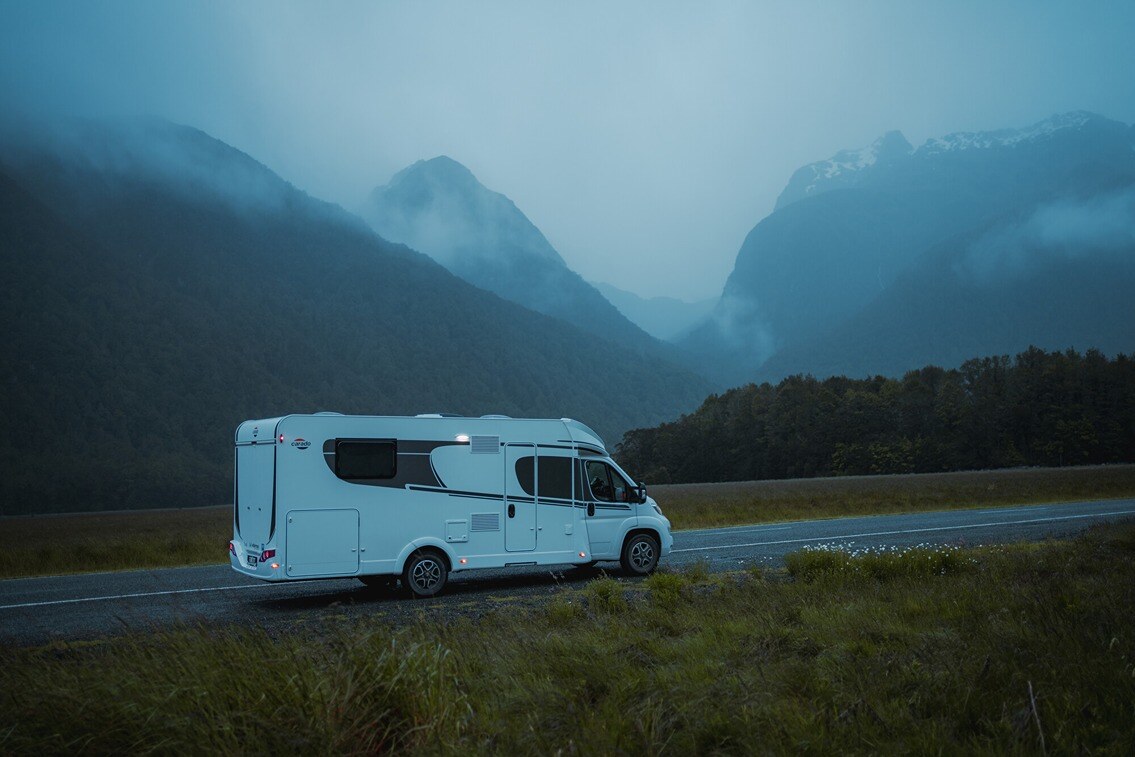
<box><xmin>471</xmin><ymin>435</ymin><xmax>500</xmax><ymax>454</ymax></box>
<box><xmin>471</xmin><ymin>513</ymin><xmax>500</xmax><ymax>531</ymax></box>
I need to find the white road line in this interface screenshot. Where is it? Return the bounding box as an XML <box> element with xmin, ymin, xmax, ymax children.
<box><xmin>671</xmin><ymin>509</ymin><xmax>1135</xmax><ymax>554</ymax></box>
<box><xmin>682</xmin><ymin>525</ymin><xmax>793</xmax><ymax>536</ymax></box>
<box><xmin>0</xmin><ymin>582</ymin><xmax>268</xmax><ymax>611</ymax></box>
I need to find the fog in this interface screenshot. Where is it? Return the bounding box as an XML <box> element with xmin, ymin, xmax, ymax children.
<box><xmin>3</xmin><ymin>1</ymin><xmax>1135</xmax><ymax>300</ymax></box>
<box><xmin>962</xmin><ymin>188</ymin><xmax>1135</xmax><ymax>284</ymax></box>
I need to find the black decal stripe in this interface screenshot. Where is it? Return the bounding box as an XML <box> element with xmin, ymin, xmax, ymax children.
<box><xmin>408</xmin><ymin>485</ymin><xmax>504</xmax><ymax>501</ymax></box>
<box><xmin>447</xmin><ymin>492</ymin><xmax>505</xmax><ymax>502</ymax></box>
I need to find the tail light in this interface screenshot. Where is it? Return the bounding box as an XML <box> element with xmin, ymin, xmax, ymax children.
<box><xmin>228</xmin><ymin>541</ymin><xmax>237</xmax><ymax>556</ymax></box>
<box><xmin>260</xmin><ymin>549</ymin><xmax>276</xmax><ymax>563</ymax></box>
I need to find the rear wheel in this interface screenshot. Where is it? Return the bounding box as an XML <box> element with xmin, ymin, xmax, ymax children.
<box><xmin>620</xmin><ymin>533</ymin><xmax>660</xmax><ymax>576</ymax></box>
<box><xmin>403</xmin><ymin>550</ymin><xmax>448</xmax><ymax>598</ymax></box>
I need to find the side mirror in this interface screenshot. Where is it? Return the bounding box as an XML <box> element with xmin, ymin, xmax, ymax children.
<box><xmin>636</xmin><ymin>482</ymin><xmax>648</xmax><ymax>503</ymax></box>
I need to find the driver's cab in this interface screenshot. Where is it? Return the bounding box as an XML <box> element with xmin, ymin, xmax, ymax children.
<box><xmin>578</xmin><ymin>452</ymin><xmax>669</xmax><ymax>563</ymax></box>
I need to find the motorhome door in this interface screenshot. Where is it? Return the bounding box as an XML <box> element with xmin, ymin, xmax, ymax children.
<box><xmin>504</xmin><ymin>443</ymin><xmax>537</xmax><ymax>551</ymax></box>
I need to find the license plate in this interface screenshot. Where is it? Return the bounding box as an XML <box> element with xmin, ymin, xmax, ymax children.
<box><xmin>247</xmin><ymin>555</ymin><xmax>258</xmax><ymax>568</ymax></box>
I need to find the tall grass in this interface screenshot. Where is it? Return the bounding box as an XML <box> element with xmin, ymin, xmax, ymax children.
<box><xmin>0</xmin><ymin>506</ymin><xmax>230</xmax><ymax>579</ymax></box>
<box><xmin>1</xmin><ymin>627</ymin><xmax>468</xmax><ymax>754</ymax></box>
<box><xmin>3</xmin><ymin>524</ymin><xmax>1133</xmax><ymax>753</ymax></box>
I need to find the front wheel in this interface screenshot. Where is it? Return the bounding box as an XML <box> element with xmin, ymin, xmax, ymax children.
<box><xmin>620</xmin><ymin>533</ymin><xmax>660</xmax><ymax>576</ymax></box>
<box><xmin>403</xmin><ymin>550</ymin><xmax>448</xmax><ymax>598</ymax></box>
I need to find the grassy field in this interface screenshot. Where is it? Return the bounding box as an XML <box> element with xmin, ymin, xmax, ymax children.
<box><xmin>2</xmin><ymin>523</ymin><xmax>1133</xmax><ymax>753</ymax></box>
<box><xmin>654</xmin><ymin>463</ymin><xmax>1135</xmax><ymax>530</ymax></box>
<box><xmin>2</xmin><ymin>464</ymin><xmax>1134</xmax><ymax>580</ymax></box>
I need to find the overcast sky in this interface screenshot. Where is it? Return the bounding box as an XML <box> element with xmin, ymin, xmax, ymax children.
<box><xmin>3</xmin><ymin>1</ymin><xmax>1135</xmax><ymax>300</ymax></box>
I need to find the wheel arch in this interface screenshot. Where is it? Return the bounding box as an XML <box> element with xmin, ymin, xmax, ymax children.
<box><xmin>395</xmin><ymin>538</ymin><xmax>454</xmax><ymax>574</ymax></box>
<box><xmin>621</xmin><ymin>526</ymin><xmax>661</xmax><ymax>551</ymax></box>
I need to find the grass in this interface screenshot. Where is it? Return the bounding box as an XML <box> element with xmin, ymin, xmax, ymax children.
<box><xmin>3</xmin><ymin>523</ymin><xmax>1133</xmax><ymax>753</ymax></box>
<box><xmin>0</xmin><ymin>506</ymin><xmax>231</xmax><ymax>580</ymax></box>
<box><xmin>2</xmin><ymin>464</ymin><xmax>1134</xmax><ymax>579</ymax></box>
<box><xmin>652</xmin><ymin>463</ymin><xmax>1135</xmax><ymax>530</ymax></box>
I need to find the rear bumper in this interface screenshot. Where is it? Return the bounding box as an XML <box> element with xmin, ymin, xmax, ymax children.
<box><xmin>229</xmin><ymin>541</ymin><xmax>285</xmax><ymax>581</ymax></box>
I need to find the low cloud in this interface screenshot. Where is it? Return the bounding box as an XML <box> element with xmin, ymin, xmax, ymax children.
<box><xmin>960</xmin><ymin>187</ymin><xmax>1135</xmax><ymax>284</ymax></box>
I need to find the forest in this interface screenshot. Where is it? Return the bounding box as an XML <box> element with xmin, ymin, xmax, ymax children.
<box><xmin>616</xmin><ymin>347</ymin><xmax>1135</xmax><ymax>485</ymax></box>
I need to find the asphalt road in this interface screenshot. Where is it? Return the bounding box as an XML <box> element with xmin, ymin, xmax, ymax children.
<box><xmin>2</xmin><ymin>498</ymin><xmax>1132</xmax><ymax>648</ymax></box>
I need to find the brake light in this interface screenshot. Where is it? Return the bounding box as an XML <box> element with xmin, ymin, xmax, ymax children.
<box><xmin>260</xmin><ymin>549</ymin><xmax>276</xmax><ymax>563</ymax></box>
<box><xmin>228</xmin><ymin>542</ymin><xmax>237</xmax><ymax>556</ymax></box>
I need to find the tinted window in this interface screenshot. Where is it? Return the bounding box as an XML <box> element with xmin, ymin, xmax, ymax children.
<box><xmin>515</xmin><ymin>456</ymin><xmax>535</xmax><ymax>495</ymax></box>
<box><xmin>336</xmin><ymin>440</ymin><xmax>396</xmax><ymax>480</ymax></box>
<box><xmin>515</xmin><ymin>456</ymin><xmax>573</xmax><ymax>499</ymax></box>
<box><xmin>585</xmin><ymin>460</ymin><xmax>614</xmax><ymax>502</ymax></box>
<box><xmin>586</xmin><ymin>460</ymin><xmax>632</xmax><ymax>502</ymax></box>
<box><xmin>538</xmin><ymin>457</ymin><xmax>572</xmax><ymax>500</ymax></box>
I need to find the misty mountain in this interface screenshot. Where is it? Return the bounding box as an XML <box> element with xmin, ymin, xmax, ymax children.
<box><xmin>684</xmin><ymin>111</ymin><xmax>1135</xmax><ymax>382</ymax></box>
<box><xmin>0</xmin><ymin>119</ymin><xmax>710</xmax><ymax>514</ymax></box>
<box><xmin>590</xmin><ymin>281</ymin><xmax>716</xmax><ymax>341</ymax></box>
<box><xmin>358</xmin><ymin>156</ymin><xmax>667</xmax><ymax>355</ymax></box>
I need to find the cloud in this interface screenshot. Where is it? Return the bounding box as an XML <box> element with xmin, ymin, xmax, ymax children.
<box><xmin>960</xmin><ymin>187</ymin><xmax>1135</xmax><ymax>284</ymax></box>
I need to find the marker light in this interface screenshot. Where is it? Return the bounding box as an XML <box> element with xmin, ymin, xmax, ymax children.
<box><xmin>260</xmin><ymin>549</ymin><xmax>277</xmax><ymax>563</ymax></box>
<box><xmin>228</xmin><ymin>542</ymin><xmax>237</xmax><ymax>556</ymax></box>
<box><xmin>279</xmin><ymin>434</ymin><xmax>285</xmax><ymax>443</ymax></box>
<box><xmin>455</xmin><ymin>434</ymin><xmax>470</xmax><ymax>443</ymax></box>
<box><xmin>579</xmin><ymin>552</ymin><xmax>586</xmax><ymax>558</ymax></box>
<box><xmin>459</xmin><ymin>558</ymin><xmax>468</xmax><ymax>565</ymax></box>
<box><xmin>270</xmin><ymin>563</ymin><xmax>280</xmax><ymax>570</ymax></box>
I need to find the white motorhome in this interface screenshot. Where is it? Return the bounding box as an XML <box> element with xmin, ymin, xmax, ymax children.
<box><xmin>229</xmin><ymin>413</ymin><xmax>672</xmax><ymax>597</ymax></box>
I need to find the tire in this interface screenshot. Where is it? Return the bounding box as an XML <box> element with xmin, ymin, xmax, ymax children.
<box><xmin>620</xmin><ymin>533</ymin><xmax>660</xmax><ymax>576</ymax></box>
<box><xmin>403</xmin><ymin>550</ymin><xmax>448</xmax><ymax>598</ymax></box>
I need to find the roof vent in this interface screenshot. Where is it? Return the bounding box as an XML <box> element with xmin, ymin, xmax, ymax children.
<box><xmin>480</xmin><ymin>414</ymin><xmax>512</xmax><ymax>419</ymax></box>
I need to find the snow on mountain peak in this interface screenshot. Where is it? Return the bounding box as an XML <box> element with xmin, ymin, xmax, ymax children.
<box><xmin>917</xmin><ymin>111</ymin><xmax>1098</xmax><ymax>155</ymax></box>
<box><xmin>784</xmin><ymin>130</ymin><xmax>912</xmax><ymax>203</ymax></box>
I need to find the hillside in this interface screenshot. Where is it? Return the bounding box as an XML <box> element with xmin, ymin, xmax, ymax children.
<box><xmin>590</xmin><ymin>281</ymin><xmax>715</xmax><ymax>341</ymax></box>
<box><xmin>359</xmin><ymin>156</ymin><xmax>671</xmax><ymax>356</ymax></box>
<box><xmin>0</xmin><ymin>119</ymin><xmax>711</xmax><ymax>514</ymax></box>
<box><xmin>683</xmin><ymin>112</ymin><xmax>1135</xmax><ymax>383</ymax></box>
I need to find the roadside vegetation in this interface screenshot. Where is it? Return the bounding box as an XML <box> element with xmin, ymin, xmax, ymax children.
<box><xmin>3</xmin><ymin>524</ymin><xmax>1133</xmax><ymax>753</ymax></box>
<box><xmin>2</xmin><ymin>465</ymin><xmax>1134</xmax><ymax>579</ymax></box>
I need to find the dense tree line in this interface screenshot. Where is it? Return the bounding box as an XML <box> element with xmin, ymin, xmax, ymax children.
<box><xmin>616</xmin><ymin>348</ymin><xmax>1135</xmax><ymax>484</ymax></box>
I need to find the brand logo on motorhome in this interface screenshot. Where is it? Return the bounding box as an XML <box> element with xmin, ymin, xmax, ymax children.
<box><xmin>291</xmin><ymin>438</ymin><xmax>311</xmax><ymax>450</ymax></box>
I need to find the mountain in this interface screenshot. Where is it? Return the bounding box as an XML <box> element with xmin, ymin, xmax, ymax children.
<box><xmin>683</xmin><ymin>112</ymin><xmax>1135</xmax><ymax>382</ymax></box>
<box><xmin>0</xmin><ymin>119</ymin><xmax>711</xmax><ymax>514</ymax></box>
<box><xmin>358</xmin><ymin>157</ymin><xmax>668</xmax><ymax>355</ymax></box>
<box><xmin>590</xmin><ymin>282</ymin><xmax>716</xmax><ymax>341</ymax></box>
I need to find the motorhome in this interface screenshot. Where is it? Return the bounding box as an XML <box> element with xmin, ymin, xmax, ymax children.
<box><xmin>229</xmin><ymin>413</ymin><xmax>672</xmax><ymax>597</ymax></box>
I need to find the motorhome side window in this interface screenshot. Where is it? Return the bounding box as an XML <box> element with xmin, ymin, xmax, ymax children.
<box><xmin>585</xmin><ymin>460</ymin><xmax>628</xmax><ymax>502</ymax></box>
<box><xmin>514</xmin><ymin>456</ymin><xmax>573</xmax><ymax>499</ymax></box>
<box><xmin>335</xmin><ymin>440</ymin><xmax>396</xmax><ymax>480</ymax></box>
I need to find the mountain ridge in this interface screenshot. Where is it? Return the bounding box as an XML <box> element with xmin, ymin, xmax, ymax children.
<box><xmin>687</xmin><ymin>111</ymin><xmax>1135</xmax><ymax>384</ymax></box>
<box><xmin>358</xmin><ymin>155</ymin><xmax>682</xmax><ymax>362</ymax></box>
<box><xmin>0</xmin><ymin>118</ymin><xmax>711</xmax><ymax>514</ymax></box>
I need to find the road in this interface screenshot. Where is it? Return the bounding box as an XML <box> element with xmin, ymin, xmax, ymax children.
<box><xmin>2</xmin><ymin>499</ymin><xmax>1132</xmax><ymax>647</ymax></box>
